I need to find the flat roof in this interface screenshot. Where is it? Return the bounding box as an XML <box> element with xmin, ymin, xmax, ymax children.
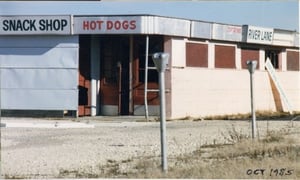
<box><xmin>0</xmin><ymin>1</ymin><xmax>298</xmax><ymax>33</ymax></box>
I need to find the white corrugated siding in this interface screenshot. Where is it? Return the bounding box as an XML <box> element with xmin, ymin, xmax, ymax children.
<box><xmin>0</xmin><ymin>35</ymin><xmax>79</xmax><ymax>110</ymax></box>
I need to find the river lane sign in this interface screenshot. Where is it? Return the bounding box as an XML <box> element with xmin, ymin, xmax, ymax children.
<box><xmin>242</xmin><ymin>25</ymin><xmax>274</xmax><ymax>45</ymax></box>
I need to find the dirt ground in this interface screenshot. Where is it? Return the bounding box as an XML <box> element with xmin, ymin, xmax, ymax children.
<box><xmin>1</xmin><ymin>117</ymin><xmax>299</xmax><ymax>178</ymax></box>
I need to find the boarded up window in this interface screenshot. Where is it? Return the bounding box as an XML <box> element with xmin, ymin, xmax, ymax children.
<box><xmin>241</xmin><ymin>48</ymin><xmax>259</xmax><ymax>69</ymax></box>
<box><xmin>287</xmin><ymin>50</ymin><xmax>300</xmax><ymax>71</ymax></box>
<box><xmin>215</xmin><ymin>45</ymin><xmax>235</xmax><ymax>68</ymax></box>
<box><xmin>186</xmin><ymin>42</ymin><xmax>208</xmax><ymax>67</ymax></box>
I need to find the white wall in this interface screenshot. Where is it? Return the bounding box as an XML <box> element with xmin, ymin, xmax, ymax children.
<box><xmin>171</xmin><ymin>37</ymin><xmax>186</xmax><ymax>68</ymax></box>
<box><xmin>171</xmin><ymin>68</ymin><xmax>300</xmax><ymax>118</ymax></box>
<box><xmin>0</xmin><ymin>35</ymin><xmax>79</xmax><ymax>110</ymax></box>
<box><xmin>273</xmin><ymin>30</ymin><xmax>295</xmax><ymax>47</ymax></box>
<box><xmin>169</xmin><ymin>38</ymin><xmax>300</xmax><ymax>118</ymax></box>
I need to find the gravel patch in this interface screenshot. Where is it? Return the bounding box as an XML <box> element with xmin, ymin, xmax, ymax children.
<box><xmin>1</xmin><ymin>118</ymin><xmax>299</xmax><ymax>178</ymax></box>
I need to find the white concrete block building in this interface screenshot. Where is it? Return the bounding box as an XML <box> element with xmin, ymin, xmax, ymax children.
<box><xmin>0</xmin><ymin>9</ymin><xmax>299</xmax><ymax>118</ymax></box>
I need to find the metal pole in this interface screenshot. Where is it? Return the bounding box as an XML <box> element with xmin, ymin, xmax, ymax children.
<box><xmin>247</xmin><ymin>60</ymin><xmax>257</xmax><ymax>139</ymax></box>
<box><xmin>159</xmin><ymin>70</ymin><xmax>167</xmax><ymax>172</ymax></box>
<box><xmin>0</xmin><ymin>64</ymin><xmax>1</xmax><ymax>121</ymax></box>
<box><xmin>144</xmin><ymin>36</ymin><xmax>149</xmax><ymax>120</ymax></box>
<box><xmin>129</xmin><ymin>35</ymin><xmax>133</xmax><ymax>114</ymax></box>
<box><xmin>152</xmin><ymin>52</ymin><xmax>169</xmax><ymax>172</ymax></box>
<box><xmin>250</xmin><ymin>72</ymin><xmax>256</xmax><ymax>139</ymax></box>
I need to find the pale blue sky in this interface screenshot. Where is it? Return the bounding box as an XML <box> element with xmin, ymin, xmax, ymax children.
<box><xmin>0</xmin><ymin>1</ymin><xmax>299</xmax><ymax>31</ymax></box>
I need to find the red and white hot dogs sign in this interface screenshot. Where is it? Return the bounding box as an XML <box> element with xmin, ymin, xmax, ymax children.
<box><xmin>74</xmin><ymin>16</ymin><xmax>142</xmax><ymax>34</ymax></box>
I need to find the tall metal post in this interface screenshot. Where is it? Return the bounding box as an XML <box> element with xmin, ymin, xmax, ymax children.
<box><xmin>247</xmin><ymin>60</ymin><xmax>257</xmax><ymax>139</ymax></box>
<box><xmin>129</xmin><ymin>35</ymin><xmax>134</xmax><ymax>114</ymax></box>
<box><xmin>152</xmin><ymin>52</ymin><xmax>169</xmax><ymax>172</ymax></box>
<box><xmin>144</xmin><ymin>36</ymin><xmax>149</xmax><ymax>120</ymax></box>
<box><xmin>250</xmin><ymin>70</ymin><xmax>256</xmax><ymax>139</ymax></box>
<box><xmin>0</xmin><ymin>63</ymin><xmax>1</xmax><ymax>120</ymax></box>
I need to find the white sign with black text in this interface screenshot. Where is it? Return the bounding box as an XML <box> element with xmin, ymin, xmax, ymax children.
<box><xmin>243</xmin><ymin>25</ymin><xmax>274</xmax><ymax>44</ymax></box>
<box><xmin>0</xmin><ymin>16</ymin><xmax>71</xmax><ymax>35</ymax></box>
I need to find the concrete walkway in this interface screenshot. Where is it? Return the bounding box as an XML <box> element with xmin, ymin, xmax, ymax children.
<box><xmin>1</xmin><ymin>117</ymin><xmax>95</xmax><ymax>128</ymax></box>
<box><xmin>0</xmin><ymin>116</ymin><xmax>156</xmax><ymax>128</ymax></box>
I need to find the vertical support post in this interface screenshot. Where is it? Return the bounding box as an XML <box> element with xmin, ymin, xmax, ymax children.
<box><xmin>90</xmin><ymin>35</ymin><xmax>100</xmax><ymax>116</ymax></box>
<box><xmin>129</xmin><ymin>35</ymin><xmax>134</xmax><ymax>114</ymax></box>
<box><xmin>0</xmin><ymin>63</ymin><xmax>2</xmax><ymax>120</ymax></box>
<box><xmin>152</xmin><ymin>52</ymin><xmax>169</xmax><ymax>173</ymax></box>
<box><xmin>144</xmin><ymin>36</ymin><xmax>149</xmax><ymax>120</ymax></box>
<box><xmin>249</xmin><ymin>71</ymin><xmax>256</xmax><ymax>139</ymax></box>
<box><xmin>247</xmin><ymin>60</ymin><xmax>257</xmax><ymax>139</ymax></box>
<box><xmin>159</xmin><ymin>70</ymin><xmax>167</xmax><ymax>172</ymax></box>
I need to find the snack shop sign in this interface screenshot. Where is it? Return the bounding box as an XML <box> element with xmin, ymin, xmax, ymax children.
<box><xmin>0</xmin><ymin>16</ymin><xmax>71</xmax><ymax>35</ymax></box>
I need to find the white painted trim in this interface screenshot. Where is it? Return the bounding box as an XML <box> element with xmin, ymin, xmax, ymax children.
<box><xmin>90</xmin><ymin>35</ymin><xmax>100</xmax><ymax>116</ymax></box>
<box><xmin>281</xmin><ymin>49</ymin><xmax>287</xmax><ymax>71</ymax></box>
<box><xmin>186</xmin><ymin>39</ymin><xmax>207</xmax><ymax>44</ymax></box>
<box><xmin>171</xmin><ymin>37</ymin><xmax>186</xmax><ymax>68</ymax></box>
<box><xmin>259</xmin><ymin>48</ymin><xmax>265</xmax><ymax>71</ymax></box>
<box><xmin>236</xmin><ymin>46</ymin><xmax>242</xmax><ymax>69</ymax></box>
<box><xmin>208</xmin><ymin>42</ymin><xmax>215</xmax><ymax>69</ymax></box>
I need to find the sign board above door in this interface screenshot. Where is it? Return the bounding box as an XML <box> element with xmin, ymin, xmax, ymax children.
<box><xmin>0</xmin><ymin>15</ymin><xmax>71</xmax><ymax>35</ymax></box>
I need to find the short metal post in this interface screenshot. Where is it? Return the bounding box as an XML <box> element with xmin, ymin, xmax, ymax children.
<box><xmin>247</xmin><ymin>60</ymin><xmax>257</xmax><ymax>139</ymax></box>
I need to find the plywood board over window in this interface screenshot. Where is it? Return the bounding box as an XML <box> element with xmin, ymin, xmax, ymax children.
<box><xmin>215</xmin><ymin>45</ymin><xmax>235</xmax><ymax>68</ymax></box>
<box><xmin>186</xmin><ymin>42</ymin><xmax>208</xmax><ymax>67</ymax></box>
<box><xmin>287</xmin><ymin>50</ymin><xmax>300</xmax><ymax>71</ymax></box>
<box><xmin>241</xmin><ymin>48</ymin><xmax>259</xmax><ymax>69</ymax></box>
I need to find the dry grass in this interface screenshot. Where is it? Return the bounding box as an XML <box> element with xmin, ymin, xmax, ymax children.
<box><xmin>193</xmin><ymin>110</ymin><xmax>300</xmax><ymax>121</ymax></box>
<box><xmin>56</xmin><ymin>124</ymin><xmax>300</xmax><ymax>179</ymax></box>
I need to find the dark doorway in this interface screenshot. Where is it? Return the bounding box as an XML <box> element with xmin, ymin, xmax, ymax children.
<box><xmin>78</xmin><ymin>35</ymin><xmax>91</xmax><ymax>116</ymax></box>
<box><xmin>100</xmin><ymin>35</ymin><xmax>130</xmax><ymax>115</ymax></box>
<box><xmin>265</xmin><ymin>50</ymin><xmax>280</xmax><ymax>69</ymax></box>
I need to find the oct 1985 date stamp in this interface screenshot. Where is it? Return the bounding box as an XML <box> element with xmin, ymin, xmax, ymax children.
<box><xmin>246</xmin><ymin>168</ymin><xmax>294</xmax><ymax>177</ymax></box>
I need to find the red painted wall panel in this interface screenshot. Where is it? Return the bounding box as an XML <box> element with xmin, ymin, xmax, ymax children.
<box><xmin>215</xmin><ymin>45</ymin><xmax>235</xmax><ymax>68</ymax></box>
<box><xmin>287</xmin><ymin>50</ymin><xmax>300</xmax><ymax>71</ymax></box>
<box><xmin>186</xmin><ymin>42</ymin><xmax>208</xmax><ymax>67</ymax></box>
<box><xmin>241</xmin><ymin>48</ymin><xmax>259</xmax><ymax>69</ymax></box>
